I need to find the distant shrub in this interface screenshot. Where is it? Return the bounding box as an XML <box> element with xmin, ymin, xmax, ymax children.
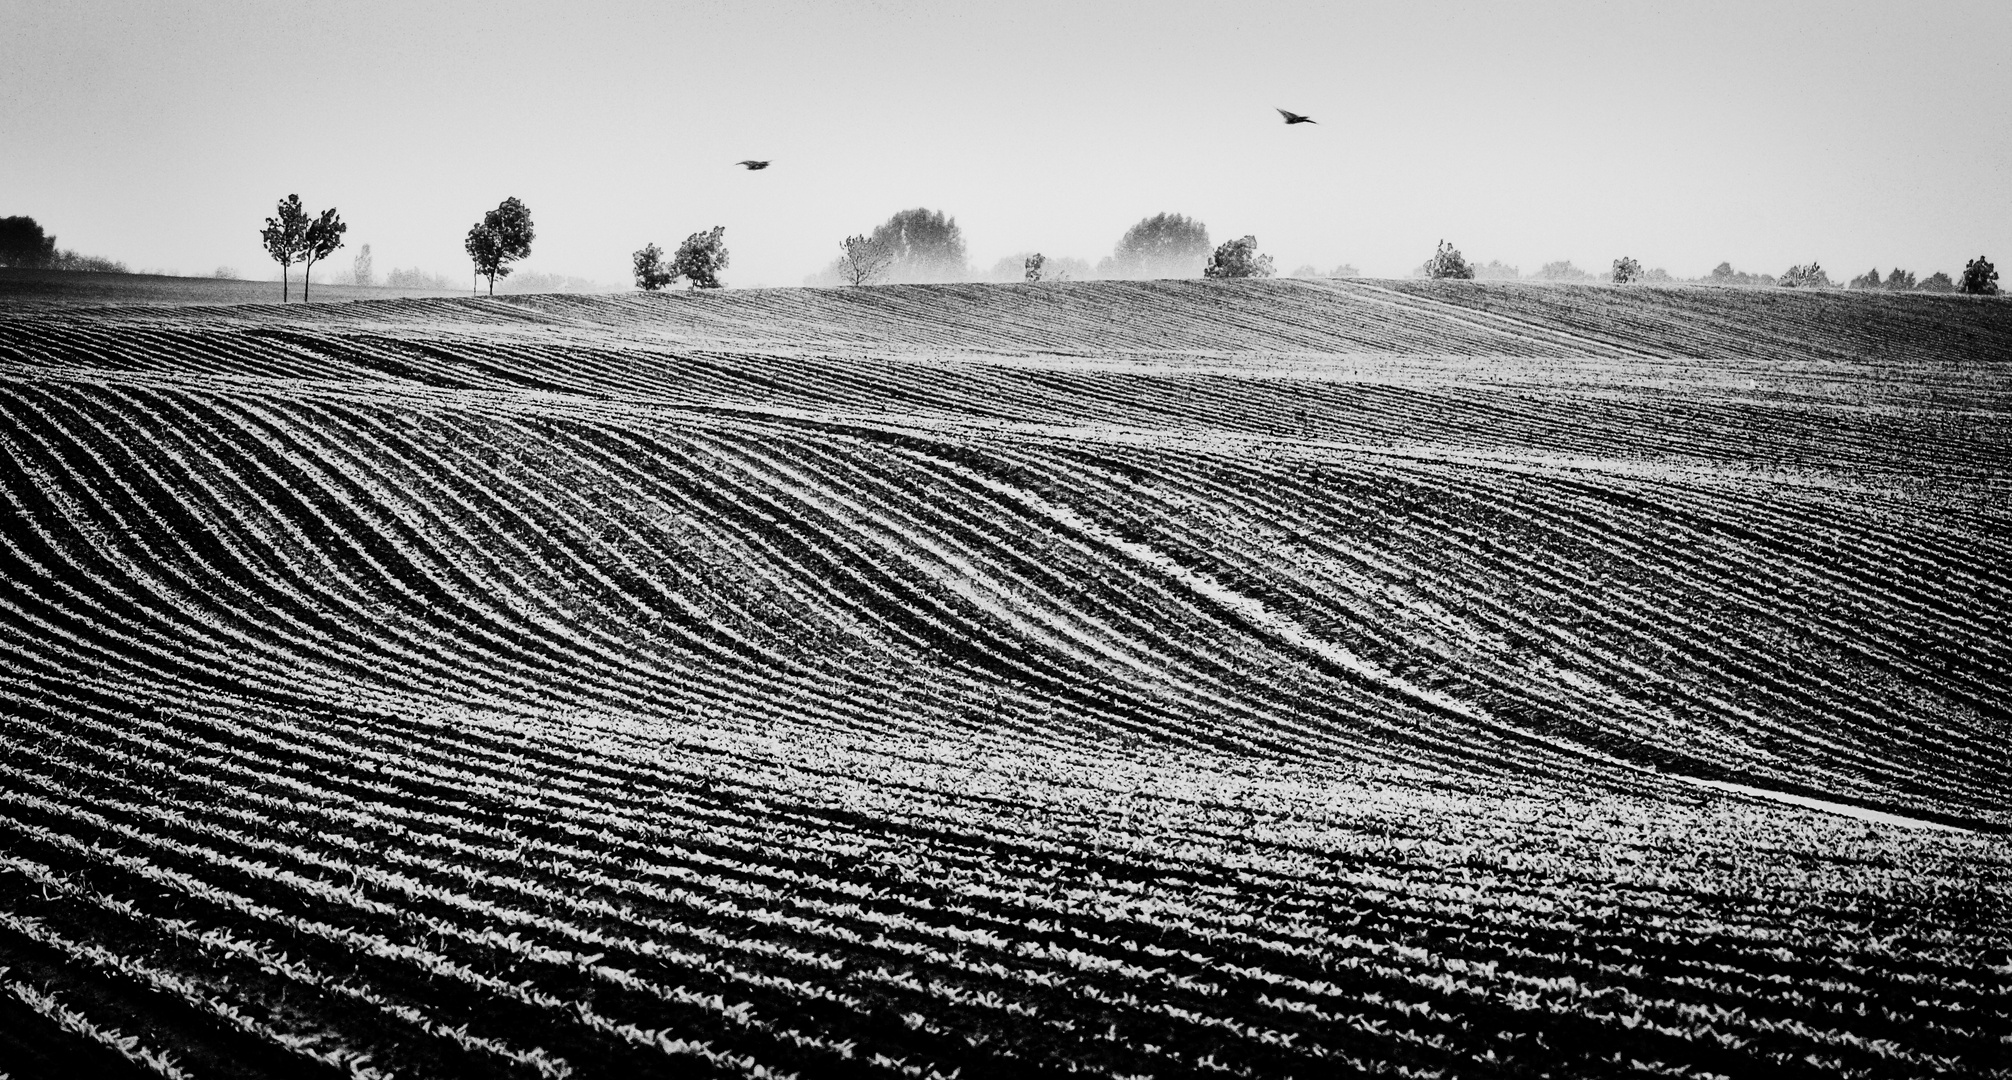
<box><xmin>1642</xmin><ymin>267</ymin><xmax>1673</xmax><ymax>283</ymax></box>
<box><xmin>0</xmin><ymin>215</ymin><xmax>58</xmax><ymax>267</ymax></box>
<box><xmin>1099</xmin><ymin>213</ymin><xmax>1211</xmax><ymax>279</ymax></box>
<box><xmin>1328</xmin><ymin>263</ymin><xmax>1361</xmax><ymax>278</ymax></box>
<box><xmin>386</xmin><ymin>266</ymin><xmax>451</xmax><ymax>289</ymax></box>
<box><xmin>1024</xmin><ymin>253</ymin><xmax>1046</xmax><ymax>282</ymax></box>
<box><xmin>1611</xmin><ymin>257</ymin><xmax>1642</xmax><ymax>284</ymax></box>
<box><xmin>48</xmin><ymin>251</ymin><xmax>127</xmax><ymax>274</ymax></box>
<box><xmin>632</xmin><ymin>243</ymin><xmax>676</xmax><ymax>290</ymax></box>
<box><xmin>1960</xmin><ymin>255</ymin><xmax>1999</xmax><ymax>296</ymax></box>
<box><xmin>1847</xmin><ymin>268</ymin><xmax>1881</xmax><ymax>290</ymax></box>
<box><xmin>1537</xmin><ymin>260</ymin><xmax>1595</xmax><ymax>282</ymax></box>
<box><xmin>670</xmin><ymin>226</ymin><xmax>729</xmax><ymax>289</ymax></box>
<box><xmin>352</xmin><ymin>243</ymin><xmax>374</xmax><ymax>287</ymax></box>
<box><xmin>497</xmin><ymin>271</ymin><xmax>604</xmax><ymax>295</ymax></box>
<box><xmin>1779</xmin><ymin>262</ymin><xmax>1831</xmax><ymax>288</ymax></box>
<box><xmin>1917</xmin><ymin>271</ymin><xmax>1955</xmax><ymax>293</ymax></box>
<box><xmin>213</xmin><ymin>266</ymin><xmax>237</xmax><ymax>279</ymax></box>
<box><xmin>1203</xmin><ymin>236</ymin><xmax>1275</xmax><ymax>279</ymax></box>
<box><xmin>1471</xmin><ymin>260</ymin><xmax>1519</xmax><ymax>280</ymax></box>
<box><xmin>1423</xmin><ymin>240</ymin><xmax>1474</xmax><ymax>280</ymax></box>
<box><xmin>1704</xmin><ymin>261</ymin><xmax>1774</xmax><ymax>287</ymax></box>
<box><xmin>1883</xmin><ymin>268</ymin><xmax>1917</xmax><ymax>291</ymax></box>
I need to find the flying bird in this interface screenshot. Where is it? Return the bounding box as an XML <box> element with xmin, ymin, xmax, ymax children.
<box><xmin>1276</xmin><ymin>108</ymin><xmax>1316</xmax><ymax>125</ymax></box>
<box><xmin>736</xmin><ymin>160</ymin><xmax>771</xmax><ymax>170</ymax></box>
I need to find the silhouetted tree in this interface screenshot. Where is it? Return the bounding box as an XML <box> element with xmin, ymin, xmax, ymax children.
<box><xmin>632</xmin><ymin>243</ymin><xmax>677</xmax><ymax>290</ymax></box>
<box><xmin>1024</xmin><ymin>252</ymin><xmax>1046</xmax><ymax>282</ymax></box>
<box><xmin>260</xmin><ymin>194</ymin><xmax>310</xmax><ymax>301</ymax></box>
<box><xmin>466</xmin><ymin>197</ymin><xmax>534</xmax><ymax>295</ymax></box>
<box><xmin>0</xmin><ymin>216</ymin><xmax>58</xmax><ymax>267</ymax></box>
<box><xmin>1961</xmin><ymin>256</ymin><xmax>1999</xmax><ymax>296</ymax></box>
<box><xmin>352</xmin><ymin>243</ymin><xmax>374</xmax><ymax>287</ymax></box>
<box><xmin>867</xmin><ymin>209</ymin><xmax>966</xmax><ymax>282</ymax></box>
<box><xmin>1203</xmin><ymin>235</ymin><xmax>1275</xmax><ymax>279</ymax></box>
<box><xmin>1424</xmin><ymin>240</ymin><xmax>1474</xmax><ymax>280</ymax></box>
<box><xmin>1611</xmin><ymin>257</ymin><xmax>1642</xmax><ymax>284</ymax></box>
<box><xmin>300</xmin><ymin>208</ymin><xmax>345</xmax><ymax>302</ymax></box>
<box><xmin>838</xmin><ymin>234</ymin><xmax>893</xmax><ymax>286</ymax></box>
<box><xmin>670</xmin><ymin>226</ymin><xmax>729</xmax><ymax>289</ymax></box>
<box><xmin>1883</xmin><ymin>268</ymin><xmax>1917</xmax><ymax>291</ymax></box>
<box><xmin>1848</xmin><ymin>267</ymin><xmax>1881</xmax><ymax>289</ymax></box>
<box><xmin>1918</xmin><ymin>271</ymin><xmax>1955</xmax><ymax>293</ymax></box>
<box><xmin>1779</xmin><ymin>262</ymin><xmax>1830</xmax><ymax>288</ymax></box>
<box><xmin>1099</xmin><ymin>213</ymin><xmax>1211</xmax><ymax>279</ymax></box>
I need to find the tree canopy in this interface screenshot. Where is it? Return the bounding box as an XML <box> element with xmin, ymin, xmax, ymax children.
<box><xmin>1100</xmin><ymin>213</ymin><xmax>1211</xmax><ymax>279</ymax></box>
<box><xmin>866</xmin><ymin>208</ymin><xmax>966</xmax><ymax>283</ymax></box>
<box><xmin>466</xmin><ymin>197</ymin><xmax>534</xmax><ymax>295</ymax></box>
<box><xmin>1611</xmin><ymin>257</ymin><xmax>1642</xmax><ymax>284</ymax></box>
<box><xmin>1202</xmin><ymin>236</ymin><xmax>1275</xmax><ymax>280</ymax></box>
<box><xmin>1779</xmin><ymin>262</ymin><xmax>1831</xmax><ymax>288</ymax></box>
<box><xmin>632</xmin><ymin>243</ymin><xmax>676</xmax><ymax>291</ymax></box>
<box><xmin>1960</xmin><ymin>256</ymin><xmax>1999</xmax><ymax>296</ymax></box>
<box><xmin>0</xmin><ymin>216</ymin><xmax>58</xmax><ymax>267</ymax></box>
<box><xmin>260</xmin><ymin>195</ymin><xmax>310</xmax><ymax>301</ymax></box>
<box><xmin>1423</xmin><ymin>240</ymin><xmax>1474</xmax><ymax>280</ymax></box>
<box><xmin>670</xmin><ymin>226</ymin><xmax>729</xmax><ymax>289</ymax></box>
<box><xmin>300</xmin><ymin>208</ymin><xmax>346</xmax><ymax>302</ymax></box>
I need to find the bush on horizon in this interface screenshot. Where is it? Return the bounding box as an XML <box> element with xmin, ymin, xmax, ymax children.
<box><xmin>1203</xmin><ymin>235</ymin><xmax>1275</xmax><ymax>279</ymax></box>
<box><xmin>1960</xmin><ymin>256</ymin><xmax>1999</xmax><ymax>296</ymax></box>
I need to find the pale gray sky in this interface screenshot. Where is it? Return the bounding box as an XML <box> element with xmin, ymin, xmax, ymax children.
<box><xmin>3</xmin><ymin>0</ymin><xmax>2007</xmax><ymax>286</ymax></box>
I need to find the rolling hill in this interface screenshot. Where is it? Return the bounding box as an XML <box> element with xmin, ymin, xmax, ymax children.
<box><xmin>1</xmin><ymin>278</ymin><xmax>2008</xmax><ymax>1078</ymax></box>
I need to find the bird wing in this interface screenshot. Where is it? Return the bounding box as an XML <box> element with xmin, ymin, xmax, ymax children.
<box><xmin>1276</xmin><ymin>108</ymin><xmax>1295</xmax><ymax>121</ymax></box>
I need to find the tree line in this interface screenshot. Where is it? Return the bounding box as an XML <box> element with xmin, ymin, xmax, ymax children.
<box><xmin>0</xmin><ymin>216</ymin><xmax>127</xmax><ymax>273</ymax></box>
<box><xmin>1415</xmin><ymin>242</ymin><xmax>1998</xmax><ymax>294</ymax></box>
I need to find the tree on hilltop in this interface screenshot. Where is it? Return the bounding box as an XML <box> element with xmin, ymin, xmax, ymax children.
<box><xmin>837</xmin><ymin>234</ymin><xmax>894</xmax><ymax>286</ymax></box>
<box><xmin>1537</xmin><ymin>260</ymin><xmax>1594</xmax><ymax>282</ymax></box>
<box><xmin>1203</xmin><ymin>235</ymin><xmax>1275</xmax><ymax>279</ymax></box>
<box><xmin>0</xmin><ymin>216</ymin><xmax>58</xmax><ymax>267</ymax></box>
<box><xmin>1960</xmin><ymin>256</ymin><xmax>1999</xmax><ymax>296</ymax></box>
<box><xmin>260</xmin><ymin>195</ymin><xmax>310</xmax><ymax>301</ymax></box>
<box><xmin>300</xmin><ymin>208</ymin><xmax>346</xmax><ymax>302</ymax></box>
<box><xmin>1848</xmin><ymin>267</ymin><xmax>1882</xmax><ymax>290</ymax></box>
<box><xmin>1918</xmin><ymin>271</ymin><xmax>1955</xmax><ymax>293</ymax></box>
<box><xmin>465</xmin><ymin>197</ymin><xmax>534</xmax><ymax>296</ymax></box>
<box><xmin>1100</xmin><ymin>213</ymin><xmax>1211</xmax><ymax>279</ymax></box>
<box><xmin>866</xmin><ymin>208</ymin><xmax>966</xmax><ymax>283</ymax></box>
<box><xmin>670</xmin><ymin>226</ymin><xmax>729</xmax><ymax>289</ymax></box>
<box><xmin>1024</xmin><ymin>252</ymin><xmax>1046</xmax><ymax>282</ymax></box>
<box><xmin>632</xmin><ymin>243</ymin><xmax>677</xmax><ymax>291</ymax></box>
<box><xmin>1423</xmin><ymin>240</ymin><xmax>1474</xmax><ymax>280</ymax></box>
<box><xmin>352</xmin><ymin>243</ymin><xmax>374</xmax><ymax>287</ymax></box>
<box><xmin>1779</xmin><ymin>262</ymin><xmax>1830</xmax><ymax>288</ymax></box>
<box><xmin>1612</xmin><ymin>257</ymin><xmax>1642</xmax><ymax>284</ymax></box>
<box><xmin>1883</xmin><ymin>268</ymin><xmax>1917</xmax><ymax>291</ymax></box>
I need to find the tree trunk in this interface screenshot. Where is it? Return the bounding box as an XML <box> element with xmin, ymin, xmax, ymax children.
<box><xmin>302</xmin><ymin>257</ymin><xmax>312</xmax><ymax>302</ymax></box>
<box><xmin>487</xmin><ymin>273</ymin><xmax>494</xmax><ymax>296</ymax></box>
<box><xmin>282</xmin><ymin>263</ymin><xmax>289</xmax><ymax>303</ymax></box>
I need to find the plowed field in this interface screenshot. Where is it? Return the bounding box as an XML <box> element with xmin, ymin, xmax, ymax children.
<box><xmin>2</xmin><ymin>278</ymin><xmax>2008</xmax><ymax>1078</ymax></box>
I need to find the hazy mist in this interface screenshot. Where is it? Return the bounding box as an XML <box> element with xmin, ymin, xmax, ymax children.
<box><xmin>4</xmin><ymin>0</ymin><xmax>2008</xmax><ymax>288</ymax></box>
